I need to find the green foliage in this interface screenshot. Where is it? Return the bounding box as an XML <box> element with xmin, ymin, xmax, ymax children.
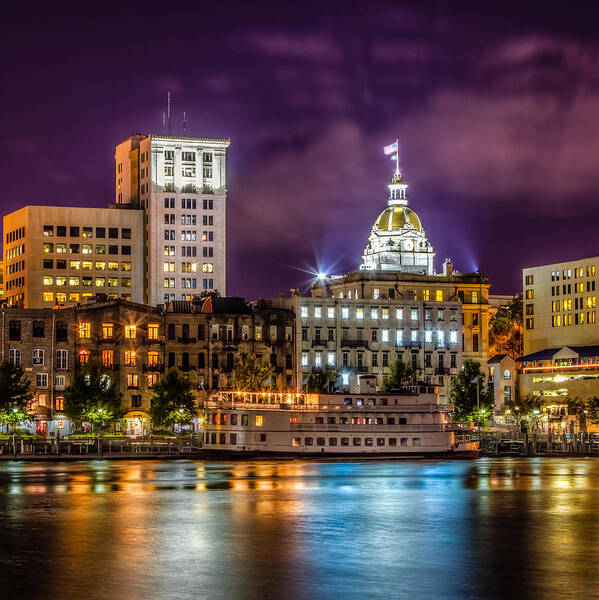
<box><xmin>233</xmin><ymin>354</ymin><xmax>274</xmax><ymax>391</ymax></box>
<box><xmin>489</xmin><ymin>294</ymin><xmax>523</xmax><ymax>357</ymax></box>
<box><xmin>306</xmin><ymin>366</ymin><xmax>338</xmax><ymax>392</ymax></box>
<box><xmin>63</xmin><ymin>359</ymin><xmax>122</xmax><ymax>427</ymax></box>
<box><xmin>380</xmin><ymin>360</ymin><xmax>416</xmax><ymax>392</ymax></box>
<box><xmin>150</xmin><ymin>368</ymin><xmax>196</xmax><ymax>427</ymax></box>
<box><xmin>449</xmin><ymin>360</ymin><xmax>494</xmax><ymax>421</ymax></box>
<box><xmin>586</xmin><ymin>397</ymin><xmax>599</xmax><ymax>424</ymax></box>
<box><xmin>0</xmin><ymin>361</ymin><xmax>34</xmax><ymax>430</ymax></box>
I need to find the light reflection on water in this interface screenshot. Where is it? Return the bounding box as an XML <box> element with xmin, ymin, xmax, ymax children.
<box><xmin>0</xmin><ymin>457</ymin><xmax>599</xmax><ymax>599</ymax></box>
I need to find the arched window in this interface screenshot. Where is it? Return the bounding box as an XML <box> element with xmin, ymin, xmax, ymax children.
<box><xmin>503</xmin><ymin>369</ymin><xmax>511</xmax><ymax>380</ymax></box>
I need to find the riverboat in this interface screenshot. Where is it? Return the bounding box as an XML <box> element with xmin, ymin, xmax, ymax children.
<box><xmin>203</xmin><ymin>381</ymin><xmax>479</xmax><ymax>458</ymax></box>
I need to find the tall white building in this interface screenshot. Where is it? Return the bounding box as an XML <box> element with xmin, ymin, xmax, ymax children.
<box><xmin>115</xmin><ymin>134</ymin><xmax>230</xmax><ymax>305</ymax></box>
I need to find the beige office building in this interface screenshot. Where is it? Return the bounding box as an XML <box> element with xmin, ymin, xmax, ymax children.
<box><xmin>3</xmin><ymin>206</ymin><xmax>143</xmax><ymax>308</ymax></box>
<box><xmin>115</xmin><ymin>134</ymin><xmax>230</xmax><ymax>306</ymax></box>
<box><xmin>519</xmin><ymin>256</ymin><xmax>599</xmax><ymax>403</ymax></box>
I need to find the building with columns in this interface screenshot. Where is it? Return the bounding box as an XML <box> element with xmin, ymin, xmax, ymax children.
<box><xmin>115</xmin><ymin>134</ymin><xmax>230</xmax><ymax>305</ymax></box>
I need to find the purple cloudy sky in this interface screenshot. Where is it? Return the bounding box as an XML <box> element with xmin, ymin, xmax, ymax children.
<box><xmin>3</xmin><ymin>1</ymin><xmax>599</xmax><ymax>300</ymax></box>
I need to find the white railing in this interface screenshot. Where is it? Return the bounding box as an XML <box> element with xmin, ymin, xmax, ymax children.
<box><xmin>205</xmin><ymin>400</ymin><xmax>452</xmax><ymax>413</ymax></box>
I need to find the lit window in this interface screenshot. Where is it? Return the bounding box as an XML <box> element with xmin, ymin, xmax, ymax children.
<box><xmin>373</xmin><ymin>288</ymin><xmax>380</xmax><ymax>299</ymax></box>
<box><xmin>301</xmin><ymin>306</ymin><xmax>308</xmax><ymax>318</ymax></box>
<box><xmin>503</xmin><ymin>369</ymin><xmax>511</xmax><ymax>380</ymax></box>
<box><xmin>124</xmin><ymin>350</ymin><xmax>136</xmax><ymax>366</ymax></box>
<box><xmin>437</xmin><ymin>331</ymin><xmax>445</xmax><ymax>347</ymax></box>
<box><xmin>422</xmin><ymin>289</ymin><xmax>430</xmax><ymax>301</ymax></box>
<box><xmin>43</xmin><ymin>276</ymin><xmax>54</xmax><ymax>286</ymax></box>
<box><xmin>127</xmin><ymin>373</ymin><xmax>139</xmax><ymax>388</ymax></box>
<box><xmin>69</xmin><ymin>276</ymin><xmax>80</xmax><ymax>286</ymax></box>
<box><xmin>342</xmin><ymin>374</ymin><xmax>349</xmax><ymax>386</ymax></box>
<box><xmin>371</xmin><ymin>308</ymin><xmax>378</xmax><ymax>319</ymax></box>
<box><xmin>147</xmin><ymin>351</ymin><xmax>159</xmax><ymax>366</ymax></box>
<box><xmin>125</xmin><ymin>325</ymin><xmax>136</xmax><ymax>339</ymax></box>
<box><xmin>381</xmin><ymin>329</ymin><xmax>389</xmax><ymax>342</ymax></box>
<box><xmin>342</xmin><ymin>307</ymin><xmax>349</xmax><ymax>319</ymax></box>
<box><xmin>315</xmin><ymin>353</ymin><xmax>322</xmax><ymax>368</ymax></box>
<box><xmin>56</xmin><ymin>276</ymin><xmax>66</xmax><ymax>286</ymax></box>
<box><xmin>327</xmin><ymin>352</ymin><xmax>336</xmax><ymax>365</ymax></box>
<box><xmin>411</xmin><ymin>330</ymin><xmax>418</xmax><ymax>342</ymax></box>
<box><xmin>450</xmin><ymin>331</ymin><xmax>458</xmax><ymax>344</ymax></box>
<box><xmin>411</xmin><ymin>309</ymin><xmax>418</xmax><ymax>320</ymax></box>
<box><xmin>382</xmin><ymin>308</ymin><xmax>389</xmax><ymax>320</ymax></box>
<box><xmin>472</xmin><ymin>291</ymin><xmax>479</xmax><ymax>303</ymax></box>
<box><xmin>32</xmin><ymin>349</ymin><xmax>45</xmax><ymax>365</ymax></box>
<box><xmin>78</xmin><ymin>322</ymin><xmax>91</xmax><ymax>338</ymax></box>
<box><xmin>148</xmin><ymin>323</ymin><xmax>160</xmax><ymax>340</ymax></box>
<box><xmin>301</xmin><ymin>352</ymin><xmax>309</xmax><ymax>367</ymax></box>
<box><xmin>425</xmin><ymin>330</ymin><xmax>433</xmax><ymax>343</ymax></box>
<box><xmin>95</xmin><ymin>277</ymin><xmax>105</xmax><ymax>287</ymax></box>
<box><xmin>255</xmin><ymin>415</ymin><xmax>263</xmax><ymax>427</ymax></box>
<box><xmin>56</xmin><ymin>292</ymin><xmax>67</xmax><ymax>303</ymax></box>
<box><xmin>396</xmin><ymin>309</ymin><xmax>403</xmax><ymax>320</ymax></box>
<box><xmin>396</xmin><ymin>330</ymin><xmax>403</xmax><ymax>345</ymax></box>
<box><xmin>356</xmin><ymin>307</ymin><xmax>364</xmax><ymax>320</ymax></box>
<box><xmin>102</xmin><ymin>350</ymin><xmax>114</xmax><ymax>368</ymax></box>
<box><xmin>79</xmin><ymin>350</ymin><xmax>90</xmax><ymax>365</ymax></box>
<box><xmin>327</xmin><ymin>307</ymin><xmax>335</xmax><ymax>319</ymax></box>
<box><xmin>42</xmin><ymin>292</ymin><xmax>54</xmax><ymax>302</ymax></box>
<box><xmin>102</xmin><ymin>323</ymin><xmax>113</xmax><ymax>339</ymax></box>
<box><xmin>435</xmin><ymin>290</ymin><xmax>443</xmax><ymax>301</ymax></box>
<box><xmin>314</xmin><ymin>306</ymin><xmax>322</xmax><ymax>318</ymax></box>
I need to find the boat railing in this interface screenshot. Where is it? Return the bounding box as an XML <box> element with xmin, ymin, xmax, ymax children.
<box><xmin>289</xmin><ymin>423</ymin><xmax>458</xmax><ymax>433</ymax></box>
<box><xmin>205</xmin><ymin>401</ymin><xmax>453</xmax><ymax>413</ymax></box>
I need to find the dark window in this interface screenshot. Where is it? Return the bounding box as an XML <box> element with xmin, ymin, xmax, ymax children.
<box><xmin>56</xmin><ymin>226</ymin><xmax>66</xmax><ymax>237</ymax></box>
<box><xmin>341</xmin><ymin>437</ymin><xmax>350</xmax><ymax>446</ymax></box>
<box><xmin>168</xmin><ymin>352</ymin><xmax>175</xmax><ymax>367</ymax></box>
<box><xmin>344</xmin><ymin>398</ymin><xmax>352</xmax><ymax>405</ymax></box>
<box><xmin>131</xmin><ymin>395</ymin><xmax>141</xmax><ymax>408</ymax></box>
<box><xmin>69</xmin><ymin>226</ymin><xmax>79</xmax><ymax>237</ymax></box>
<box><xmin>377</xmin><ymin>438</ymin><xmax>385</xmax><ymax>446</ymax></box>
<box><xmin>57</xmin><ymin>259</ymin><xmax>66</xmax><ymax>269</ymax></box>
<box><xmin>43</xmin><ymin>259</ymin><xmax>53</xmax><ymax>269</ymax></box>
<box><xmin>450</xmin><ymin>354</ymin><xmax>457</xmax><ymax>368</ymax></box>
<box><xmin>353</xmin><ymin>438</ymin><xmax>362</xmax><ymax>446</ymax></box>
<box><xmin>198</xmin><ymin>353</ymin><xmax>205</xmax><ymax>368</ymax></box>
<box><xmin>9</xmin><ymin>321</ymin><xmax>21</xmax><ymax>341</ymax></box>
<box><xmin>226</xmin><ymin>353</ymin><xmax>234</xmax><ymax>370</ymax></box>
<box><xmin>329</xmin><ymin>438</ymin><xmax>338</xmax><ymax>446</ymax></box>
<box><xmin>241</xmin><ymin>414</ymin><xmax>248</xmax><ymax>426</ymax></box>
<box><xmin>473</xmin><ymin>334</ymin><xmax>479</xmax><ymax>353</ymax></box>
<box><xmin>121</xmin><ymin>245</ymin><xmax>131</xmax><ymax>255</ymax></box>
<box><xmin>56</xmin><ymin>321</ymin><xmax>68</xmax><ymax>342</ymax></box>
<box><xmin>230</xmin><ymin>433</ymin><xmax>237</xmax><ymax>445</ymax></box>
<box><xmin>304</xmin><ymin>437</ymin><xmax>313</xmax><ymax>446</ymax></box>
<box><xmin>399</xmin><ymin>417</ymin><xmax>407</xmax><ymax>425</ymax></box>
<box><xmin>365</xmin><ymin>438</ymin><xmax>374</xmax><ymax>446</ymax></box>
<box><xmin>168</xmin><ymin>323</ymin><xmax>175</xmax><ymax>340</ymax></box>
<box><xmin>317</xmin><ymin>437</ymin><xmax>326</xmax><ymax>446</ymax></box>
<box><xmin>109</xmin><ymin>228</ymin><xmax>118</xmax><ymax>239</ymax></box>
<box><xmin>387</xmin><ymin>418</ymin><xmax>395</xmax><ymax>424</ymax></box>
<box><xmin>122</xmin><ymin>228</ymin><xmax>131</xmax><ymax>239</ymax></box>
<box><xmin>182</xmin><ymin>323</ymin><xmax>190</xmax><ymax>341</ymax></box>
<box><xmin>389</xmin><ymin>438</ymin><xmax>397</xmax><ymax>446</ymax></box>
<box><xmin>32</xmin><ymin>321</ymin><xmax>45</xmax><ymax>338</ymax></box>
<box><xmin>182</xmin><ymin>352</ymin><xmax>189</xmax><ymax>370</ymax></box>
<box><xmin>285</xmin><ymin>354</ymin><xmax>292</xmax><ymax>369</ymax></box>
<box><xmin>197</xmin><ymin>324</ymin><xmax>205</xmax><ymax>340</ymax></box>
<box><xmin>96</xmin><ymin>227</ymin><xmax>105</xmax><ymax>238</ymax></box>
<box><xmin>270</xmin><ymin>353</ymin><xmax>277</xmax><ymax>368</ymax></box>
<box><xmin>108</xmin><ymin>245</ymin><xmax>118</xmax><ymax>255</ymax></box>
<box><xmin>212</xmin><ymin>353</ymin><xmax>219</xmax><ymax>369</ymax></box>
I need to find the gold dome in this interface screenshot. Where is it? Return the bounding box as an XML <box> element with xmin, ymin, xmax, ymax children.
<box><xmin>375</xmin><ymin>206</ymin><xmax>421</xmax><ymax>232</ymax></box>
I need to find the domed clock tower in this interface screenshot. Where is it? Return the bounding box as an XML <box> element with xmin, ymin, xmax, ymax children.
<box><xmin>360</xmin><ymin>166</ymin><xmax>435</xmax><ymax>275</ymax></box>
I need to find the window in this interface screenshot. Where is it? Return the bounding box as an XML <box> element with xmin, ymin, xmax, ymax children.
<box><xmin>410</xmin><ymin>309</ymin><xmax>418</xmax><ymax>320</ymax></box>
<box><xmin>36</xmin><ymin>373</ymin><xmax>48</xmax><ymax>388</ymax></box>
<box><xmin>471</xmin><ymin>291</ymin><xmax>479</xmax><ymax>303</ymax></box>
<box><xmin>525</xmin><ymin>289</ymin><xmax>534</xmax><ymax>299</ymax></box>
<box><xmin>127</xmin><ymin>373</ymin><xmax>139</xmax><ymax>389</ymax></box>
<box><xmin>9</xmin><ymin>348</ymin><xmax>21</xmax><ymax>366</ymax></box>
<box><xmin>435</xmin><ymin>290</ymin><xmax>443</xmax><ymax>301</ymax></box>
<box><xmin>78</xmin><ymin>350</ymin><xmax>90</xmax><ymax>365</ymax></box>
<box><xmin>327</xmin><ymin>307</ymin><xmax>335</xmax><ymax>319</ymax></box>
<box><xmin>473</xmin><ymin>333</ymin><xmax>479</xmax><ymax>353</ymax></box>
<box><xmin>125</xmin><ymin>325</ymin><xmax>136</xmax><ymax>339</ymax></box>
<box><xmin>102</xmin><ymin>350</ymin><xmax>114</xmax><ymax>368</ymax></box>
<box><xmin>78</xmin><ymin>322</ymin><xmax>91</xmax><ymax>338</ymax></box>
<box><xmin>301</xmin><ymin>306</ymin><xmax>308</xmax><ymax>318</ymax></box>
<box><xmin>32</xmin><ymin>349</ymin><xmax>44</xmax><ymax>365</ymax></box>
<box><xmin>124</xmin><ymin>350</ymin><xmax>136</xmax><ymax>367</ymax></box>
<box><xmin>102</xmin><ymin>323</ymin><xmax>114</xmax><ymax>339</ymax></box>
<box><xmin>56</xmin><ymin>349</ymin><xmax>68</xmax><ymax>369</ymax></box>
<box><xmin>342</xmin><ymin>307</ymin><xmax>349</xmax><ymax>319</ymax></box>
<box><xmin>255</xmin><ymin>415</ymin><xmax>263</xmax><ymax>427</ymax></box>
<box><xmin>503</xmin><ymin>369</ymin><xmax>511</xmax><ymax>380</ymax></box>
<box><xmin>33</xmin><ymin>321</ymin><xmax>45</xmax><ymax>337</ymax></box>
<box><xmin>504</xmin><ymin>386</ymin><xmax>512</xmax><ymax>404</ymax></box>
<box><xmin>422</xmin><ymin>289</ymin><xmax>430</xmax><ymax>301</ymax></box>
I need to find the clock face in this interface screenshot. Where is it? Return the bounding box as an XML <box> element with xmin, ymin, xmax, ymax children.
<box><xmin>404</xmin><ymin>240</ymin><xmax>414</xmax><ymax>251</ymax></box>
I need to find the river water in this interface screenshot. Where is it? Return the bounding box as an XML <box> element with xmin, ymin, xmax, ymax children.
<box><xmin>0</xmin><ymin>457</ymin><xmax>598</xmax><ymax>599</ymax></box>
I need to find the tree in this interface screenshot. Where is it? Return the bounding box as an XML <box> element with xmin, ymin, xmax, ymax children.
<box><xmin>0</xmin><ymin>362</ymin><xmax>34</xmax><ymax>430</ymax></box>
<box><xmin>64</xmin><ymin>359</ymin><xmax>122</xmax><ymax>431</ymax></box>
<box><xmin>150</xmin><ymin>368</ymin><xmax>196</xmax><ymax>428</ymax></box>
<box><xmin>586</xmin><ymin>396</ymin><xmax>599</xmax><ymax>425</ymax></box>
<box><xmin>449</xmin><ymin>360</ymin><xmax>494</xmax><ymax>422</ymax></box>
<box><xmin>380</xmin><ymin>359</ymin><xmax>416</xmax><ymax>392</ymax></box>
<box><xmin>307</xmin><ymin>366</ymin><xmax>338</xmax><ymax>392</ymax></box>
<box><xmin>514</xmin><ymin>394</ymin><xmax>546</xmax><ymax>431</ymax></box>
<box><xmin>232</xmin><ymin>354</ymin><xmax>274</xmax><ymax>391</ymax></box>
<box><xmin>489</xmin><ymin>294</ymin><xmax>523</xmax><ymax>357</ymax></box>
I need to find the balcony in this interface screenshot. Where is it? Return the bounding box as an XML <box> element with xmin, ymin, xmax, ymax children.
<box><xmin>341</xmin><ymin>340</ymin><xmax>369</xmax><ymax>349</ymax></box>
<box><xmin>353</xmin><ymin>366</ymin><xmax>369</xmax><ymax>373</ymax></box>
<box><xmin>435</xmin><ymin>367</ymin><xmax>451</xmax><ymax>375</ymax></box>
<box><xmin>143</xmin><ymin>364</ymin><xmax>165</xmax><ymax>373</ymax></box>
<box><xmin>177</xmin><ymin>337</ymin><xmax>197</xmax><ymax>344</ymax></box>
<box><xmin>311</xmin><ymin>339</ymin><xmax>328</xmax><ymax>348</ymax></box>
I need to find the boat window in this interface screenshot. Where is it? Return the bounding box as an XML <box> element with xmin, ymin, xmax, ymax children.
<box><xmin>339</xmin><ymin>417</ymin><xmax>348</xmax><ymax>424</ymax></box>
<box><xmin>377</xmin><ymin>438</ymin><xmax>385</xmax><ymax>446</ymax></box>
<box><xmin>344</xmin><ymin>398</ymin><xmax>352</xmax><ymax>405</ymax></box>
<box><xmin>356</xmin><ymin>398</ymin><xmax>364</xmax><ymax>406</ymax></box>
<box><xmin>329</xmin><ymin>438</ymin><xmax>338</xmax><ymax>446</ymax></box>
<box><xmin>387</xmin><ymin>418</ymin><xmax>395</xmax><ymax>424</ymax></box>
<box><xmin>400</xmin><ymin>437</ymin><xmax>409</xmax><ymax>446</ymax></box>
<box><xmin>229</xmin><ymin>434</ymin><xmax>237</xmax><ymax>445</ymax></box>
<box><xmin>389</xmin><ymin>438</ymin><xmax>397</xmax><ymax>446</ymax></box>
<box><xmin>412</xmin><ymin>438</ymin><xmax>421</xmax><ymax>447</ymax></box>
<box><xmin>327</xmin><ymin>416</ymin><xmax>336</xmax><ymax>424</ymax></box>
<box><xmin>351</xmin><ymin>417</ymin><xmax>361</xmax><ymax>424</ymax></box>
<box><xmin>399</xmin><ymin>417</ymin><xmax>407</xmax><ymax>425</ymax></box>
<box><xmin>241</xmin><ymin>414</ymin><xmax>248</xmax><ymax>426</ymax></box>
<box><xmin>353</xmin><ymin>438</ymin><xmax>362</xmax><ymax>446</ymax></box>
<box><xmin>365</xmin><ymin>438</ymin><xmax>374</xmax><ymax>446</ymax></box>
<box><xmin>381</xmin><ymin>398</ymin><xmax>388</xmax><ymax>406</ymax></box>
<box><xmin>315</xmin><ymin>417</ymin><xmax>324</xmax><ymax>424</ymax></box>
<box><xmin>364</xmin><ymin>417</ymin><xmax>373</xmax><ymax>425</ymax></box>
<box><xmin>231</xmin><ymin>414</ymin><xmax>238</xmax><ymax>425</ymax></box>
<box><xmin>305</xmin><ymin>437</ymin><xmax>314</xmax><ymax>446</ymax></box>
<box><xmin>368</xmin><ymin>398</ymin><xmax>376</xmax><ymax>406</ymax></box>
<box><xmin>317</xmin><ymin>437</ymin><xmax>326</xmax><ymax>446</ymax></box>
<box><xmin>292</xmin><ymin>437</ymin><xmax>301</xmax><ymax>447</ymax></box>
<box><xmin>341</xmin><ymin>438</ymin><xmax>350</xmax><ymax>446</ymax></box>
<box><xmin>376</xmin><ymin>417</ymin><xmax>384</xmax><ymax>425</ymax></box>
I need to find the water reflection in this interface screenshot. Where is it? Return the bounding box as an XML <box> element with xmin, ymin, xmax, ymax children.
<box><xmin>1</xmin><ymin>458</ymin><xmax>599</xmax><ymax>599</ymax></box>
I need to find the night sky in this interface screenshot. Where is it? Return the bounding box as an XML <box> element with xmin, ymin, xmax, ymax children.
<box><xmin>3</xmin><ymin>1</ymin><xmax>599</xmax><ymax>300</ymax></box>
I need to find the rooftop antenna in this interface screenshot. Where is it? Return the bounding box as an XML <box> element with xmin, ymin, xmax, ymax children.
<box><xmin>183</xmin><ymin>111</ymin><xmax>188</xmax><ymax>137</ymax></box>
<box><xmin>167</xmin><ymin>91</ymin><xmax>172</xmax><ymax>135</ymax></box>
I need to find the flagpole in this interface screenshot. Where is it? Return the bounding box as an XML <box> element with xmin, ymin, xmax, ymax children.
<box><xmin>395</xmin><ymin>138</ymin><xmax>399</xmax><ymax>177</ymax></box>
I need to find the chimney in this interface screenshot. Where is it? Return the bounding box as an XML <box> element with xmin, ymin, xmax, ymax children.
<box><xmin>443</xmin><ymin>258</ymin><xmax>453</xmax><ymax>277</ymax></box>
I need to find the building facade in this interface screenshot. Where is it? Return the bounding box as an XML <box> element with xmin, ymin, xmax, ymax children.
<box><xmin>1</xmin><ymin>296</ymin><xmax>295</xmax><ymax>435</ymax></box>
<box><xmin>3</xmin><ymin>206</ymin><xmax>144</xmax><ymax>308</ymax></box>
<box><xmin>519</xmin><ymin>256</ymin><xmax>599</xmax><ymax>406</ymax></box>
<box><xmin>115</xmin><ymin>134</ymin><xmax>230</xmax><ymax>305</ymax></box>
